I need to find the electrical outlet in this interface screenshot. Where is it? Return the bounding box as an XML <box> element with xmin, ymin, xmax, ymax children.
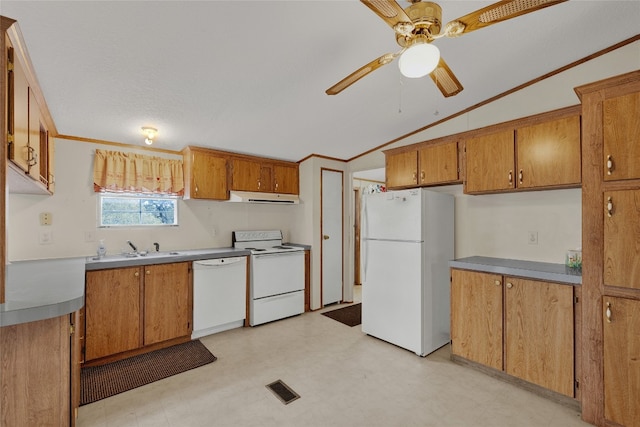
<box><xmin>84</xmin><ymin>231</ymin><xmax>95</xmax><ymax>243</ymax></box>
<box><xmin>528</xmin><ymin>231</ymin><xmax>538</xmax><ymax>245</ymax></box>
<box><xmin>39</xmin><ymin>231</ymin><xmax>53</xmax><ymax>245</ymax></box>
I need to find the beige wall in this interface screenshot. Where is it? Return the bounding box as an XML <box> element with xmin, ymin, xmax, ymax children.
<box><xmin>7</xmin><ymin>139</ymin><xmax>303</xmax><ymax>261</ymax></box>
<box><xmin>347</xmin><ymin>41</ymin><xmax>640</xmax><ymax>289</ymax></box>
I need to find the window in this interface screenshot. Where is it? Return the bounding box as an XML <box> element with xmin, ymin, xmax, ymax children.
<box><xmin>99</xmin><ymin>194</ymin><xmax>178</xmax><ymax>227</ymax></box>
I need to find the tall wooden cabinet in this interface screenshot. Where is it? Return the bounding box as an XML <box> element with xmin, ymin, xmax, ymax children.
<box><xmin>84</xmin><ymin>262</ymin><xmax>192</xmax><ymax>365</ymax></box>
<box><xmin>575</xmin><ymin>70</ymin><xmax>640</xmax><ymax>427</ymax></box>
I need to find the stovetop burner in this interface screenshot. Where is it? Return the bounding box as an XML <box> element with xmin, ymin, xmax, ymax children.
<box><xmin>232</xmin><ymin>230</ymin><xmax>304</xmax><ymax>254</ymax></box>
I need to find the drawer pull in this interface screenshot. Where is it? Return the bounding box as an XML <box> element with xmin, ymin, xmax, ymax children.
<box><xmin>606</xmin><ymin>197</ymin><xmax>613</xmax><ymax>218</ymax></box>
<box><xmin>606</xmin><ymin>302</ymin><xmax>612</xmax><ymax>323</ymax></box>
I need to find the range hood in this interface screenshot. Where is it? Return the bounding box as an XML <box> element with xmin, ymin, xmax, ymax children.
<box><xmin>227</xmin><ymin>191</ymin><xmax>299</xmax><ymax>204</ymax></box>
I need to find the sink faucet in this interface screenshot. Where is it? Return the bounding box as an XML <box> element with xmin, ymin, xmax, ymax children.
<box><xmin>153</xmin><ymin>242</ymin><xmax>160</xmax><ymax>252</ymax></box>
<box><xmin>126</xmin><ymin>240</ymin><xmax>138</xmax><ymax>253</ymax></box>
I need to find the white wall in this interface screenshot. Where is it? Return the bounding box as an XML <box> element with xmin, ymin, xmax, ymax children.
<box><xmin>8</xmin><ymin>139</ymin><xmax>303</xmax><ymax>261</ymax></box>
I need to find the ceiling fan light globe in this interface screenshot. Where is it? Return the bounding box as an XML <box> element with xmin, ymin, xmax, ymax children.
<box><xmin>398</xmin><ymin>43</ymin><xmax>440</xmax><ymax>78</ymax></box>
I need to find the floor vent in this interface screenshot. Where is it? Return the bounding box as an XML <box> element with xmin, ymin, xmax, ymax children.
<box><xmin>266</xmin><ymin>379</ymin><xmax>300</xmax><ymax>404</ymax></box>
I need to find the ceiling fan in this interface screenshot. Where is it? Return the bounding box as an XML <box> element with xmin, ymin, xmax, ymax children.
<box><xmin>326</xmin><ymin>0</ymin><xmax>567</xmax><ymax>97</ymax></box>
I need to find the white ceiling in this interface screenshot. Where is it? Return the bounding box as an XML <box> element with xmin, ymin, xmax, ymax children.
<box><xmin>2</xmin><ymin>1</ymin><xmax>638</xmax><ymax>162</ymax></box>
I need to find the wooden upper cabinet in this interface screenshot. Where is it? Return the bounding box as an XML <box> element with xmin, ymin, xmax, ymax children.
<box><xmin>182</xmin><ymin>147</ymin><xmax>228</xmax><ymax>200</ymax></box>
<box><xmin>604</xmin><ymin>189</ymin><xmax>640</xmax><ymax>290</ymax></box>
<box><xmin>386</xmin><ymin>151</ymin><xmax>417</xmax><ymax>188</ymax></box>
<box><xmin>273</xmin><ymin>164</ymin><xmax>298</xmax><ymax>194</ymax></box>
<box><xmin>386</xmin><ymin>150</ymin><xmax>418</xmax><ymax>188</ymax></box>
<box><xmin>464</xmin><ymin>129</ymin><xmax>515</xmax><ymax>193</ymax></box>
<box><xmin>516</xmin><ymin>116</ymin><xmax>581</xmax><ymax>189</ymax></box>
<box><xmin>450</xmin><ymin>269</ymin><xmax>503</xmax><ymax>370</ymax></box>
<box><xmin>143</xmin><ymin>262</ymin><xmax>191</xmax><ymax>346</ymax></box>
<box><xmin>419</xmin><ymin>141</ymin><xmax>459</xmax><ymax>185</ymax></box>
<box><xmin>504</xmin><ymin>277</ymin><xmax>574</xmax><ymax>397</ymax></box>
<box><xmin>8</xmin><ymin>40</ymin><xmax>30</xmax><ymax>173</ymax></box>
<box><xmin>603</xmin><ymin>92</ymin><xmax>640</xmax><ymax>181</ymax></box>
<box><xmin>603</xmin><ymin>296</ymin><xmax>640</xmax><ymax>427</ymax></box>
<box><xmin>85</xmin><ymin>267</ymin><xmax>142</xmax><ymax>361</ymax></box>
<box><xmin>232</xmin><ymin>158</ymin><xmax>298</xmax><ymax>194</ymax></box>
<box><xmin>232</xmin><ymin>158</ymin><xmax>262</xmax><ymax>192</ymax></box>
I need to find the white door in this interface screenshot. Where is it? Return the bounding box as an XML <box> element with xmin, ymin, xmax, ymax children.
<box><xmin>321</xmin><ymin>169</ymin><xmax>343</xmax><ymax>305</ymax></box>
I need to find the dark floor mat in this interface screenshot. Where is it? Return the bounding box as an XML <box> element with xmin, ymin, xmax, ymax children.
<box><xmin>321</xmin><ymin>303</ymin><xmax>361</xmax><ymax>327</ymax></box>
<box><xmin>81</xmin><ymin>340</ymin><xmax>216</xmax><ymax>405</ymax></box>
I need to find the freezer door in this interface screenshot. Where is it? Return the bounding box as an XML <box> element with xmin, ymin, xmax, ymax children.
<box><xmin>362</xmin><ymin>239</ymin><xmax>423</xmax><ymax>355</ymax></box>
<box><xmin>362</xmin><ymin>190</ymin><xmax>422</xmax><ymax>241</ymax></box>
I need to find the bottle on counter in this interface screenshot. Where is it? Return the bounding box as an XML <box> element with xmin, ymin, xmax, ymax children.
<box><xmin>97</xmin><ymin>239</ymin><xmax>107</xmax><ymax>258</ymax></box>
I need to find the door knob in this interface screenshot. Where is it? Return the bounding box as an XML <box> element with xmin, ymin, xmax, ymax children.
<box><xmin>323</xmin><ymin>235</ymin><xmax>330</xmax><ymax>240</ymax></box>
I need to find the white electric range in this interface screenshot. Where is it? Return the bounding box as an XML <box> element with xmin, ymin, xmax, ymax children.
<box><xmin>232</xmin><ymin>230</ymin><xmax>305</xmax><ymax>326</ymax></box>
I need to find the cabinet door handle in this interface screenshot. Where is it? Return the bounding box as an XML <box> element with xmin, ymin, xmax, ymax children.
<box><xmin>146</xmin><ymin>270</ymin><xmax>151</xmax><ymax>275</ymax></box>
<box><xmin>258</xmin><ymin>180</ymin><xmax>261</xmax><ymax>190</ymax></box>
<box><xmin>605</xmin><ymin>302</ymin><xmax>612</xmax><ymax>323</ymax></box>
<box><xmin>195</xmin><ymin>184</ymin><xmax>199</xmax><ymax>194</ymax></box>
<box><xmin>606</xmin><ymin>155</ymin><xmax>614</xmax><ymax>176</ymax></box>
<box><xmin>494</xmin><ymin>280</ymin><xmax>501</xmax><ymax>286</ymax></box>
<box><xmin>27</xmin><ymin>146</ymin><xmax>38</xmax><ymax>166</ymax></box>
<box><xmin>134</xmin><ymin>271</ymin><xmax>139</xmax><ymax>277</ymax></box>
<box><xmin>275</xmin><ymin>181</ymin><xmax>279</xmax><ymax>191</ymax></box>
<box><xmin>506</xmin><ymin>282</ymin><xmax>513</xmax><ymax>289</ymax></box>
<box><xmin>606</xmin><ymin>196</ymin><xmax>613</xmax><ymax>218</ymax></box>
<box><xmin>508</xmin><ymin>170</ymin><xmax>513</xmax><ymax>185</ymax></box>
<box><xmin>518</xmin><ymin>169</ymin><xmax>523</xmax><ymax>185</ymax></box>
<box><xmin>412</xmin><ymin>171</ymin><xmax>417</xmax><ymax>183</ymax></box>
<box><xmin>420</xmin><ymin>171</ymin><xmax>425</xmax><ymax>182</ymax></box>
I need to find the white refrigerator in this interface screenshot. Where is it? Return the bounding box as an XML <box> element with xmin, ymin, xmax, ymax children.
<box><xmin>361</xmin><ymin>188</ymin><xmax>454</xmax><ymax>356</ymax></box>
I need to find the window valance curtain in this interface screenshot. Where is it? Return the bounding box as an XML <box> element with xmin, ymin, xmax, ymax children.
<box><xmin>93</xmin><ymin>149</ymin><xmax>184</xmax><ymax>195</ymax></box>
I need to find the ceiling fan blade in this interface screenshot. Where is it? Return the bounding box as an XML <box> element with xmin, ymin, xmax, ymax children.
<box><xmin>326</xmin><ymin>52</ymin><xmax>399</xmax><ymax>95</ymax></box>
<box><xmin>429</xmin><ymin>58</ymin><xmax>463</xmax><ymax>98</ymax></box>
<box><xmin>360</xmin><ymin>0</ymin><xmax>413</xmax><ymax>33</ymax></box>
<box><xmin>444</xmin><ymin>0</ymin><xmax>567</xmax><ymax>37</ymax></box>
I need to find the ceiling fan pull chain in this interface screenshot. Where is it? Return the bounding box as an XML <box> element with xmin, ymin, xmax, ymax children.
<box><xmin>398</xmin><ymin>75</ymin><xmax>403</xmax><ymax>114</ymax></box>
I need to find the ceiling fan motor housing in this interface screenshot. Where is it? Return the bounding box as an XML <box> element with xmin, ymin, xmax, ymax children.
<box><xmin>396</xmin><ymin>1</ymin><xmax>442</xmax><ymax>47</ymax></box>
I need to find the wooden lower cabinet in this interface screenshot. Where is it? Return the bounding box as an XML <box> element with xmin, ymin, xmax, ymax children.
<box><xmin>505</xmin><ymin>278</ymin><xmax>574</xmax><ymax>396</ymax></box>
<box><xmin>84</xmin><ymin>262</ymin><xmax>192</xmax><ymax>364</ymax></box>
<box><xmin>85</xmin><ymin>266</ymin><xmax>142</xmax><ymax>361</ymax></box>
<box><xmin>451</xmin><ymin>269</ymin><xmax>576</xmax><ymax>398</ymax></box>
<box><xmin>143</xmin><ymin>262</ymin><xmax>191</xmax><ymax>345</ymax></box>
<box><xmin>0</xmin><ymin>314</ymin><xmax>73</xmax><ymax>426</ymax></box>
<box><xmin>603</xmin><ymin>296</ymin><xmax>640</xmax><ymax>427</ymax></box>
<box><xmin>450</xmin><ymin>269</ymin><xmax>503</xmax><ymax>370</ymax></box>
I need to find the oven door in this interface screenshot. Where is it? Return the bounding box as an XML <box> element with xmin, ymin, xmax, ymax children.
<box><xmin>251</xmin><ymin>251</ymin><xmax>305</xmax><ymax>299</ymax></box>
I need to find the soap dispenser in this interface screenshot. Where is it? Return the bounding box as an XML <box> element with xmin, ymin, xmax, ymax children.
<box><xmin>97</xmin><ymin>239</ymin><xmax>107</xmax><ymax>258</ymax></box>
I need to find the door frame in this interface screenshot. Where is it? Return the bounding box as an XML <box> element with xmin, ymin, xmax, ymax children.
<box><xmin>320</xmin><ymin>168</ymin><xmax>344</xmax><ymax>306</ymax></box>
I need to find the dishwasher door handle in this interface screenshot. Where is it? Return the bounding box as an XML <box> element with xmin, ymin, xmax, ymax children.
<box><xmin>194</xmin><ymin>257</ymin><xmax>246</xmax><ymax>268</ymax></box>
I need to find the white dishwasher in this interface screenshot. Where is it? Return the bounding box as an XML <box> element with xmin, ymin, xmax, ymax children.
<box><xmin>192</xmin><ymin>256</ymin><xmax>247</xmax><ymax>339</ymax></box>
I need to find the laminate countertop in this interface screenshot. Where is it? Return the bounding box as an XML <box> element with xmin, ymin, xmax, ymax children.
<box><xmin>1</xmin><ymin>248</ymin><xmax>252</xmax><ymax>327</ymax></box>
<box><xmin>449</xmin><ymin>256</ymin><xmax>581</xmax><ymax>285</ymax></box>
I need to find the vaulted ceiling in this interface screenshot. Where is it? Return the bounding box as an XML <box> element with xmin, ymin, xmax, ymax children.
<box><xmin>2</xmin><ymin>1</ymin><xmax>638</xmax><ymax>162</ymax></box>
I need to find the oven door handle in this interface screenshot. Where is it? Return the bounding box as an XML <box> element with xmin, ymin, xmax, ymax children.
<box><xmin>253</xmin><ymin>251</ymin><xmax>303</xmax><ymax>259</ymax></box>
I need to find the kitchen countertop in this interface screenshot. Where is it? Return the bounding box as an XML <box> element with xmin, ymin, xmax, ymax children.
<box><xmin>1</xmin><ymin>257</ymin><xmax>86</xmax><ymax>327</ymax></box>
<box><xmin>84</xmin><ymin>247</ymin><xmax>251</xmax><ymax>271</ymax></box>
<box><xmin>449</xmin><ymin>256</ymin><xmax>581</xmax><ymax>285</ymax></box>
<box><xmin>2</xmin><ymin>248</ymin><xmax>252</xmax><ymax>327</ymax></box>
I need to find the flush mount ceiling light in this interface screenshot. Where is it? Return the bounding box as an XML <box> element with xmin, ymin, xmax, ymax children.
<box><xmin>398</xmin><ymin>40</ymin><xmax>440</xmax><ymax>78</ymax></box>
<box><xmin>141</xmin><ymin>127</ymin><xmax>157</xmax><ymax>145</ymax></box>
